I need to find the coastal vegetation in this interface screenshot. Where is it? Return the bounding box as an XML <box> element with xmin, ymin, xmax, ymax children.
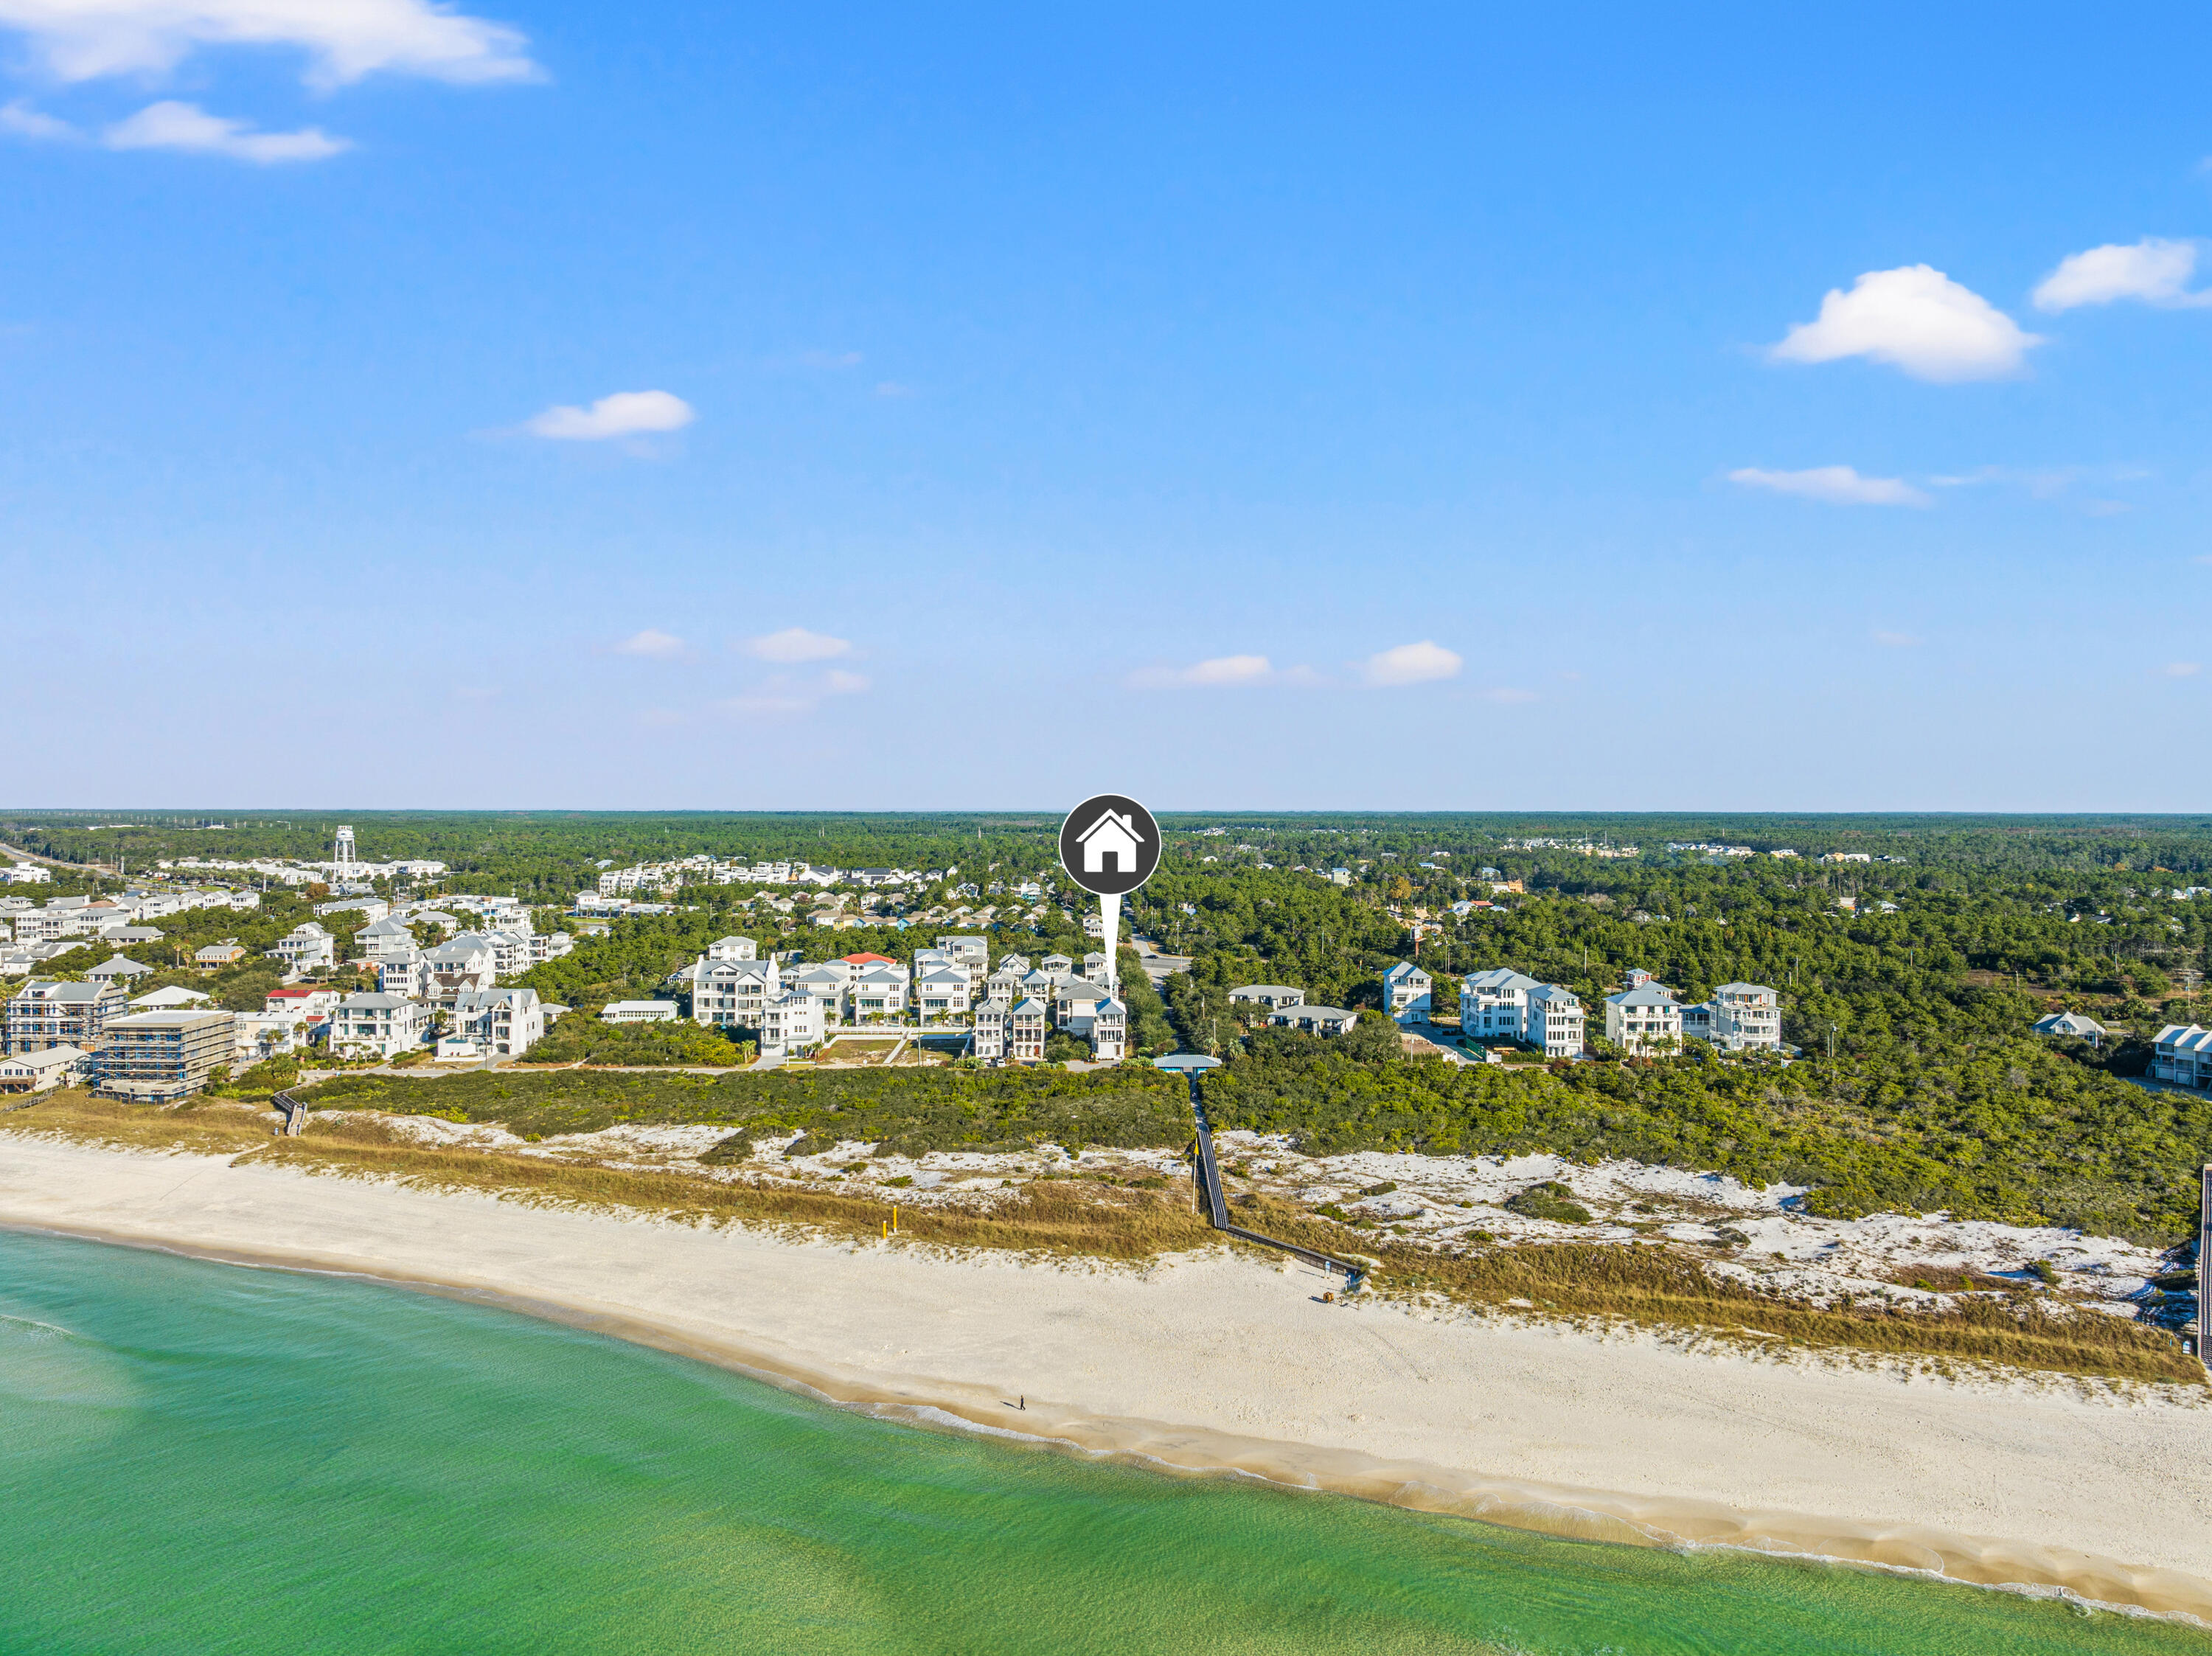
<box><xmin>5</xmin><ymin>1085</ymin><xmax>2202</xmax><ymax>1385</ymax></box>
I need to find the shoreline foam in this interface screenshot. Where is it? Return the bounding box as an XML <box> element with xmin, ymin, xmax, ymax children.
<box><xmin>2</xmin><ymin>1135</ymin><xmax>2208</xmax><ymax>1621</ymax></box>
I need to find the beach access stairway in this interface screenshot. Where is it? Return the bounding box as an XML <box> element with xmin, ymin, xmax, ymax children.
<box><xmin>1170</xmin><ymin>1064</ymin><xmax>1368</xmax><ymax>1292</ymax></box>
<box><xmin>272</xmin><ymin>1090</ymin><xmax>309</xmax><ymax>1137</ymax></box>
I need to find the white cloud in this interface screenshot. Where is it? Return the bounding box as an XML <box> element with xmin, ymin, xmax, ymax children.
<box><xmin>1873</xmin><ymin>630</ymin><xmax>1923</xmax><ymax>648</ymax></box>
<box><xmin>524</xmin><ymin>390</ymin><xmax>694</xmax><ymax>441</ymax></box>
<box><xmin>742</xmin><ymin>627</ymin><xmax>851</xmax><ymax>664</ymax></box>
<box><xmin>102</xmin><ymin>100</ymin><xmax>345</xmax><ymax>161</ymax></box>
<box><xmin>2033</xmin><ymin>238</ymin><xmax>2210</xmax><ymax>312</ymax></box>
<box><xmin>1361</xmin><ymin>641</ymin><xmax>1461</xmax><ymax>687</ymax></box>
<box><xmin>0</xmin><ymin>0</ymin><xmax>535</xmax><ymax>88</ymax></box>
<box><xmin>1769</xmin><ymin>265</ymin><xmax>2041</xmax><ymax>382</ymax></box>
<box><xmin>0</xmin><ymin>98</ymin><xmax>74</xmax><ymax>139</ymax></box>
<box><xmin>2162</xmin><ymin>661</ymin><xmax>2202</xmax><ymax>678</ymax></box>
<box><xmin>824</xmin><ymin>669</ymin><xmax>870</xmax><ymax>695</ymax></box>
<box><xmin>1129</xmin><ymin>653</ymin><xmax>1276</xmax><ymax>690</ymax></box>
<box><xmin>611</xmin><ymin>628</ymin><xmax>684</xmax><ymax>660</ymax></box>
<box><xmin>1728</xmin><ymin>465</ymin><xmax>1931</xmax><ymax>507</ymax></box>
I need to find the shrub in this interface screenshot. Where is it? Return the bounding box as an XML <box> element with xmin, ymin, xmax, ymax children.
<box><xmin>1504</xmin><ymin>1181</ymin><xmax>1593</xmax><ymax>1224</ymax></box>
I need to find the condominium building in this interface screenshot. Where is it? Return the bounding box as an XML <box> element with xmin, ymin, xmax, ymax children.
<box><xmin>5</xmin><ymin>978</ymin><xmax>128</xmax><ymax>1054</ymax></box>
<box><xmin>1230</xmin><ymin>985</ymin><xmax>1305</xmax><ymax>1011</ymax></box>
<box><xmin>94</xmin><ymin>1010</ymin><xmax>237</xmax><ymax>1102</ymax></box>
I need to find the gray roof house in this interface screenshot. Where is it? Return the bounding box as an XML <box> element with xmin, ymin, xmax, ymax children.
<box><xmin>2032</xmin><ymin>1010</ymin><xmax>2107</xmax><ymax>1040</ymax></box>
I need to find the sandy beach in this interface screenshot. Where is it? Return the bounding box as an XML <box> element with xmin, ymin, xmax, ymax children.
<box><xmin>2</xmin><ymin>1133</ymin><xmax>2207</xmax><ymax>1619</ymax></box>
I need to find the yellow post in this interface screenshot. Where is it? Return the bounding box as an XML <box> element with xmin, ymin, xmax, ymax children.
<box><xmin>892</xmin><ymin>1205</ymin><xmax>900</xmax><ymax>1233</ymax></box>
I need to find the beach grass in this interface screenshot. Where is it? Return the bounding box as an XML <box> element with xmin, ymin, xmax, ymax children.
<box><xmin>7</xmin><ymin>1090</ymin><xmax>2202</xmax><ymax>1385</ymax></box>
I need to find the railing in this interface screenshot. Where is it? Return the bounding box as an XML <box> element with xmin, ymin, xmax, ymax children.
<box><xmin>1158</xmin><ymin>1056</ymin><xmax>1369</xmax><ymax>1292</ymax></box>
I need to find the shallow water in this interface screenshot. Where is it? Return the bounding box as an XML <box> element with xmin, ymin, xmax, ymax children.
<box><xmin>0</xmin><ymin>1230</ymin><xmax>2199</xmax><ymax>1655</ymax></box>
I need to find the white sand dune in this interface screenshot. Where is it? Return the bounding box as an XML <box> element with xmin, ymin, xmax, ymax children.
<box><xmin>1</xmin><ymin>1135</ymin><xmax>2206</xmax><ymax>1618</ymax></box>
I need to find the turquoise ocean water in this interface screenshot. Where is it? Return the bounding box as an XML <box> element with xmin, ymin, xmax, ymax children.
<box><xmin>0</xmin><ymin>1228</ymin><xmax>2202</xmax><ymax>1655</ymax></box>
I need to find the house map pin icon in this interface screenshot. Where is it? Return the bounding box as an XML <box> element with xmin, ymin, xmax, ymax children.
<box><xmin>1059</xmin><ymin>795</ymin><xmax>1161</xmax><ymax>994</ymax></box>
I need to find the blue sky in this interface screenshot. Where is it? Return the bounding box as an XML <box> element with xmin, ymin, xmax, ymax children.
<box><xmin>2</xmin><ymin>2</ymin><xmax>2208</xmax><ymax>811</ymax></box>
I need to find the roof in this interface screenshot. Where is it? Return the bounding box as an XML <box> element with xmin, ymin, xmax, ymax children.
<box><xmin>1713</xmin><ymin>981</ymin><xmax>1777</xmax><ymax>996</ymax></box>
<box><xmin>1607</xmin><ymin>984</ymin><xmax>1681</xmax><ymax>1008</ymax></box>
<box><xmin>0</xmin><ymin>1046</ymin><xmax>86</xmax><ymax>1071</ymax></box>
<box><xmin>2026</xmin><ymin>1008</ymin><xmax>2097</xmax><ymax>1034</ymax></box>
<box><xmin>13</xmin><ymin>981</ymin><xmax>111</xmax><ymax>1003</ymax></box>
<box><xmin>604</xmin><ymin>999</ymin><xmax>678</xmax><ymax>1013</ymax></box>
<box><xmin>841</xmin><ymin>953</ymin><xmax>897</xmax><ymax>965</ymax></box>
<box><xmin>1382</xmin><ymin>961</ymin><xmax>1430</xmax><ymax>981</ymax></box>
<box><xmin>88</xmin><ymin>956</ymin><xmax>153</xmax><ymax>975</ymax></box>
<box><xmin>1463</xmin><ymin>968</ymin><xmax>1541</xmax><ymax>993</ymax></box>
<box><xmin>267</xmin><ymin>987</ymin><xmax>316</xmax><ymax>1000</ymax></box>
<box><xmin>1230</xmin><ymin>984</ymin><xmax>1304</xmax><ymax>998</ymax></box>
<box><xmin>1526</xmin><ymin>984</ymin><xmax>1580</xmax><ymax>1006</ymax></box>
<box><xmin>1274</xmin><ymin>1004</ymin><xmax>1357</xmax><ymax>1021</ymax></box>
<box><xmin>335</xmin><ymin>993</ymin><xmax>413</xmax><ymax>1011</ymax></box>
<box><xmin>107</xmin><ymin>1010</ymin><xmax>234</xmax><ymax>1029</ymax></box>
<box><xmin>132</xmin><ymin>987</ymin><xmax>209</xmax><ymax>1008</ymax></box>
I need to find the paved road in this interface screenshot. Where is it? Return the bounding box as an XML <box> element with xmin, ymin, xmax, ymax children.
<box><xmin>0</xmin><ymin>841</ymin><xmax>116</xmax><ymax>877</ymax></box>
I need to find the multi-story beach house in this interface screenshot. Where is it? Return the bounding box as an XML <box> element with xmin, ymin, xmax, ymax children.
<box><xmin>971</xmin><ymin>1001</ymin><xmax>1009</xmax><ymax>1062</ymax></box>
<box><xmin>914</xmin><ymin>964</ymin><xmax>972</xmax><ymax>1023</ymax></box>
<box><xmin>5</xmin><ymin>978</ymin><xmax>128</xmax><ymax>1055</ymax></box>
<box><xmin>325</xmin><ymin>992</ymin><xmax>425</xmax><ymax>1060</ymax></box>
<box><xmin>759</xmin><ymin>991</ymin><xmax>824</xmax><ymax>1058</ymax></box>
<box><xmin>1604</xmin><ymin>973</ymin><xmax>1683</xmax><ymax>1052</ymax></box>
<box><xmin>1460</xmin><ymin>968</ymin><xmax>1542</xmax><ymax>1040</ymax></box>
<box><xmin>1382</xmin><ymin>961</ymin><xmax>1433</xmax><ymax>1023</ymax></box>
<box><xmin>2150</xmin><ymin>1023</ymin><xmax>2212</xmax><ymax>1090</ymax></box>
<box><xmin>1692</xmin><ymin>983</ymin><xmax>1783</xmax><ymax>1052</ymax></box>
<box><xmin>449</xmin><ymin>987</ymin><xmax>545</xmax><ymax>1059</ymax></box>
<box><xmin>689</xmin><ymin>957</ymin><xmax>779</xmax><ymax>1029</ymax></box>
<box><xmin>1009</xmin><ymin>997</ymin><xmax>1050</xmax><ymax>1062</ymax></box>
<box><xmin>266</xmin><ymin>922</ymin><xmax>336</xmax><ymax>973</ymax></box>
<box><xmin>1230</xmin><ymin>984</ymin><xmax>1305</xmax><ymax>1011</ymax></box>
<box><xmin>1523</xmin><ymin>984</ymin><xmax>1585</xmax><ymax>1056</ymax></box>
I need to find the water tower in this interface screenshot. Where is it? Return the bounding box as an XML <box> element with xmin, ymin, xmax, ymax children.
<box><xmin>334</xmin><ymin>826</ymin><xmax>357</xmax><ymax>868</ymax></box>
